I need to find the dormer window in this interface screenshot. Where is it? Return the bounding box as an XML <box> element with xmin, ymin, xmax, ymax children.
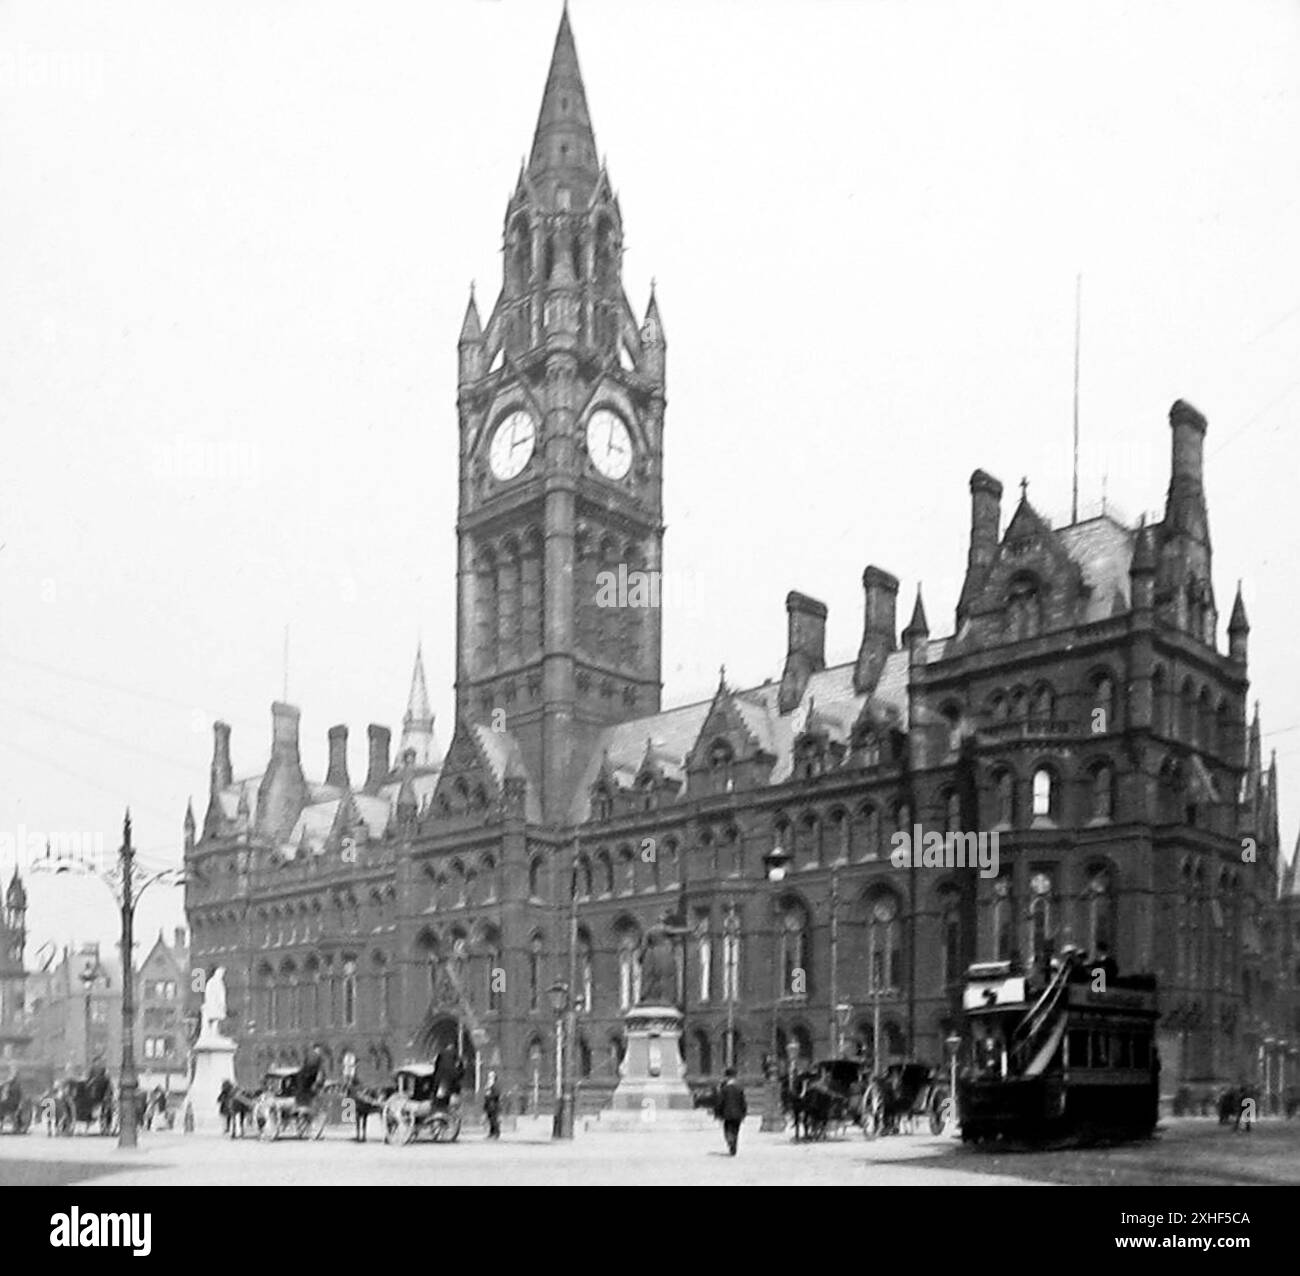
<box><xmin>1006</xmin><ymin>574</ymin><xmax>1043</xmax><ymax>641</ymax></box>
<box><xmin>708</xmin><ymin>739</ymin><xmax>735</xmax><ymax>793</ymax></box>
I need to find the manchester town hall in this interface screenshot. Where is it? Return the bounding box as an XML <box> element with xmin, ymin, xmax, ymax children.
<box><xmin>184</xmin><ymin>11</ymin><xmax>1299</xmax><ymax>1112</ymax></box>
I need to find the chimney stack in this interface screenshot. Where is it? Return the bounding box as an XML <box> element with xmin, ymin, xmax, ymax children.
<box><xmin>326</xmin><ymin>724</ymin><xmax>350</xmax><ymax>789</ymax></box>
<box><xmin>778</xmin><ymin>591</ymin><xmax>828</xmax><ymax>714</ymax></box>
<box><xmin>271</xmin><ymin>702</ymin><xmax>301</xmax><ymax>757</ymax></box>
<box><xmin>854</xmin><ymin>566</ymin><xmax>899</xmax><ymax>694</ymax></box>
<box><xmin>968</xmin><ymin>469</ymin><xmax>1003</xmax><ymax>577</ymax></box>
<box><xmin>365</xmin><ymin>724</ymin><xmax>392</xmax><ymax>792</ymax></box>
<box><xmin>211</xmin><ymin>721</ymin><xmax>233</xmax><ymax>792</ymax></box>
<box><xmin>256</xmin><ymin>703</ymin><xmax>308</xmax><ymax>842</ymax></box>
<box><xmin>1169</xmin><ymin>399</ymin><xmax>1206</xmax><ymax>487</ymax></box>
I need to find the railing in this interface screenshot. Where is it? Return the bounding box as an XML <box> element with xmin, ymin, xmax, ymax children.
<box><xmin>981</xmin><ymin>719</ymin><xmax>1077</xmax><ymax>740</ymax></box>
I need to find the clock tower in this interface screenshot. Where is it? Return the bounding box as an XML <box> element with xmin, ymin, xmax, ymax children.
<box><xmin>454</xmin><ymin>9</ymin><xmax>665</xmax><ymax>824</ymax></box>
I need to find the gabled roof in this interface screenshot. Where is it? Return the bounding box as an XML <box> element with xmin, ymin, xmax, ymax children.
<box><xmin>568</xmin><ymin>654</ymin><xmax>916</xmax><ymax>821</ymax></box>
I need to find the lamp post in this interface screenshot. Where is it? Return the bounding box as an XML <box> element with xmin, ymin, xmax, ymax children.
<box><xmin>78</xmin><ymin>952</ymin><xmax>101</xmax><ymax>1072</ymax></box>
<box><xmin>945</xmin><ymin>1033</ymin><xmax>962</xmax><ymax>1136</ymax></box>
<box><xmin>827</xmin><ymin>855</ymin><xmax>840</xmax><ymax>1060</ymax></box>
<box><xmin>760</xmin><ymin>843</ymin><xmax>791</xmax><ymax>1132</ymax></box>
<box><xmin>723</xmin><ymin>900</ymin><xmax>739</xmax><ymax>1069</ymax></box>
<box><xmin>35</xmin><ymin>810</ymin><xmax>181</xmax><ymax>1150</ymax></box>
<box><xmin>548</xmin><ymin>980</ymin><xmax>572</xmax><ymax>1139</ymax></box>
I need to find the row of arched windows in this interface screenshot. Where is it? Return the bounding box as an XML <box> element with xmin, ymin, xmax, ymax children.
<box><xmin>472</xmin><ymin>529</ymin><xmax>544</xmax><ymax>672</ymax></box>
<box><xmin>254</xmin><ymin>952</ymin><xmax>390</xmax><ymax>1035</ymax></box>
<box><xmin>251</xmin><ymin>887</ymin><xmax>397</xmax><ymax>949</ymax></box>
<box><xmin>1174</xmin><ymin>861</ymin><xmax>1241</xmax><ymax>991</ymax></box>
<box><xmin>420</xmin><ymin>853</ymin><xmax>499</xmax><ymax>911</ymax></box>
<box><xmin>989</xmin><ymin>865</ymin><xmax>1117</xmax><ymax>965</ymax></box>
<box><xmin>1151</xmin><ymin>667</ymin><xmax>1236</xmax><ymax>757</ymax></box>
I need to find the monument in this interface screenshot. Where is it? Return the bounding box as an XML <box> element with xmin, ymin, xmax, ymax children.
<box><xmin>184</xmin><ymin>967</ymin><xmax>236</xmax><ymax>1135</ymax></box>
<box><xmin>603</xmin><ymin>912</ymin><xmax>714</xmax><ymax>1131</ymax></box>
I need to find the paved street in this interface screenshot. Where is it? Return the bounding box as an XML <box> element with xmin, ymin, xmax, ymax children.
<box><xmin>1</xmin><ymin>1117</ymin><xmax>1296</xmax><ymax>1187</ymax></box>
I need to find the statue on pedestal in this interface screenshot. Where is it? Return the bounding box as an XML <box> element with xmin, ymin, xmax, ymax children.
<box><xmin>198</xmin><ymin>967</ymin><xmax>227</xmax><ymax>1041</ymax></box>
<box><xmin>636</xmin><ymin>911</ymin><xmax>689</xmax><ymax>1007</ymax></box>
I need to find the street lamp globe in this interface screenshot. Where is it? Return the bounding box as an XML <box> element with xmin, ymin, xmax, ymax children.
<box><xmin>763</xmin><ymin>844</ymin><xmax>791</xmax><ymax>884</ymax></box>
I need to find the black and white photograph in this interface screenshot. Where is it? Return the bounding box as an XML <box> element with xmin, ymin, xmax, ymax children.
<box><xmin>0</xmin><ymin>0</ymin><xmax>1297</xmax><ymax>1243</ymax></box>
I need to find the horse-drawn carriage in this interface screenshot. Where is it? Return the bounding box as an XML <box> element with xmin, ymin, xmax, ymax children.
<box><xmin>0</xmin><ymin>1079</ymin><xmax>33</xmax><ymax>1134</ymax></box>
<box><xmin>253</xmin><ymin>1066</ymin><xmax>328</xmax><ymax>1142</ymax></box>
<box><xmin>862</xmin><ymin>1063</ymin><xmax>950</xmax><ymax>1137</ymax></box>
<box><xmin>45</xmin><ymin>1070</ymin><xmax>116</xmax><ymax>1136</ymax></box>
<box><xmin>785</xmin><ymin>1059</ymin><xmax>867</xmax><ymax>1140</ymax></box>
<box><xmin>381</xmin><ymin>1063</ymin><xmax>463</xmax><ymax>1145</ymax></box>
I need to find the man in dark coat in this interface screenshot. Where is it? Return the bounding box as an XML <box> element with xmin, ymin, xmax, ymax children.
<box><xmin>715</xmin><ymin>1066</ymin><xmax>747</xmax><ymax>1156</ymax></box>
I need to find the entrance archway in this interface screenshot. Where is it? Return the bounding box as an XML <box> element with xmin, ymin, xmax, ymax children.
<box><xmin>413</xmin><ymin>1014</ymin><xmax>476</xmax><ymax>1076</ymax></box>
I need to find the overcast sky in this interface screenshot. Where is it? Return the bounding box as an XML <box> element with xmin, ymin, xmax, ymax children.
<box><xmin>2</xmin><ymin>0</ymin><xmax>1298</xmax><ymax>960</ymax></box>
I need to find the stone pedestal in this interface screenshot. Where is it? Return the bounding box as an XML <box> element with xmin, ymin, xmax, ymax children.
<box><xmin>600</xmin><ymin>1006</ymin><xmax>715</xmax><ymax>1132</ymax></box>
<box><xmin>184</xmin><ymin>1033</ymin><xmax>236</xmax><ymax>1135</ymax></box>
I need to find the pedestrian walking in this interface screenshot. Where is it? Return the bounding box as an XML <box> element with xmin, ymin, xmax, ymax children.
<box><xmin>483</xmin><ymin>1069</ymin><xmax>502</xmax><ymax>1140</ymax></box>
<box><xmin>715</xmin><ymin>1066</ymin><xmax>747</xmax><ymax>1155</ymax></box>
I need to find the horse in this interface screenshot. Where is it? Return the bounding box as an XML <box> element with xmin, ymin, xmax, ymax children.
<box><xmin>0</xmin><ymin>1079</ymin><xmax>31</xmax><ymax>1134</ymax></box>
<box><xmin>218</xmin><ymin>1080</ymin><xmax>258</xmax><ymax>1138</ymax></box>
<box><xmin>1218</xmin><ymin>1085</ymin><xmax>1257</xmax><ymax>1132</ymax></box>
<box><xmin>341</xmin><ymin>1078</ymin><xmax>391</xmax><ymax>1143</ymax></box>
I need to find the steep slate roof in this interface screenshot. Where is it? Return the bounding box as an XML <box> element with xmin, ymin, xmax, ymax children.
<box><xmin>567</xmin><ymin>649</ymin><xmax>925</xmax><ymax>822</ymax></box>
<box><xmin>1056</xmin><ymin>514</ymin><xmax>1136</xmax><ymax>621</ymax></box>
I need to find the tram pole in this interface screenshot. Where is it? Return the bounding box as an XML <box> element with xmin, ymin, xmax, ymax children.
<box><xmin>118</xmin><ymin>811</ymin><xmax>139</xmax><ymax>1150</ymax></box>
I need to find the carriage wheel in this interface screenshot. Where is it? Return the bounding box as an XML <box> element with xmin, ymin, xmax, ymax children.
<box><xmin>863</xmin><ymin>1084</ymin><xmax>885</xmax><ymax>1138</ymax></box>
<box><xmin>310</xmin><ymin>1107</ymin><xmax>328</xmax><ymax>1141</ymax></box>
<box><xmin>382</xmin><ymin>1099</ymin><xmax>402</xmax><ymax>1145</ymax></box>
<box><xmin>15</xmin><ymin>1105</ymin><xmax>30</xmax><ymax>1135</ymax></box>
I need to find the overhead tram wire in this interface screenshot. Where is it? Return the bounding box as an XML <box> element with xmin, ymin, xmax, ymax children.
<box><xmin>0</xmin><ymin>693</ymin><xmax>203</xmax><ymax>775</ymax></box>
<box><xmin>0</xmin><ymin>648</ymin><xmax>197</xmax><ymax>712</ymax></box>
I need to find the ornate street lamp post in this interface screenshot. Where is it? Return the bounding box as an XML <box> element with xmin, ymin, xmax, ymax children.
<box><xmin>760</xmin><ymin>843</ymin><xmax>791</xmax><ymax>1132</ymax></box>
<box><xmin>548</xmin><ymin>980</ymin><xmax>573</xmax><ymax>1139</ymax></box>
<box><xmin>35</xmin><ymin>811</ymin><xmax>182</xmax><ymax>1150</ymax></box>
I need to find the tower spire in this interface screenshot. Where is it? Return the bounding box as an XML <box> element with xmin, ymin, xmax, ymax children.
<box><xmin>400</xmin><ymin>643</ymin><xmax>437</xmax><ymax>767</ymax></box>
<box><xmin>527</xmin><ymin>7</ymin><xmax>599</xmax><ymax>208</ymax></box>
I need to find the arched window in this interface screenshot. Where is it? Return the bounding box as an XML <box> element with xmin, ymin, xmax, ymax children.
<box><xmin>993</xmin><ymin>769</ymin><xmax>1015</xmax><ymax>827</ymax></box>
<box><xmin>721</xmin><ymin>906</ymin><xmax>742</xmax><ymax>1002</ymax></box>
<box><xmin>993</xmin><ymin>875</ymin><xmax>1015</xmax><ymax>962</ymax></box>
<box><xmin>1031</xmin><ymin>767</ymin><xmax>1057</xmax><ymax>820</ymax></box>
<box><xmin>576</xmin><ymin>855</ymin><xmax>593</xmax><ymax>899</ymax></box>
<box><xmin>694</xmin><ymin>1029</ymin><xmax>713</xmax><ymax>1076</ymax></box>
<box><xmin>779</xmin><ymin>900</ymin><xmax>810</xmax><ymax>999</ymax></box>
<box><xmin>618</xmin><ymin>846</ymin><xmax>636</xmax><ymax>895</ymax></box>
<box><xmin>721</xmin><ymin>825</ymin><xmax>742</xmax><ymax>877</ymax></box>
<box><xmin>597</xmin><ymin>850</ymin><xmax>615</xmax><ymax>896</ymax></box>
<box><xmin>1180</xmin><ymin>678</ymin><xmax>1197</xmax><ymax>743</ymax></box>
<box><xmin>943</xmin><ymin>789</ymin><xmax>961</xmax><ymax>833</ymax></box>
<box><xmin>1090</xmin><ymin>761</ymin><xmax>1115</xmax><ymax>821</ymax></box>
<box><xmin>577</xmin><ymin>1036</ymin><xmax>592</xmax><ymax>1080</ymax></box>
<box><xmin>529</xmin><ymin>934</ymin><xmax>544</xmax><ymax>1012</ymax></box>
<box><xmin>1085</xmin><ymin>867</ymin><xmax>1115</xmax><ymax>959</ymax></box>
<box><xmin>708</xmin><ymin>739</ymin><xmax>735</xmax><ymax>793</ymax></box>
<box><xmin>480</xmin><ymin>855</ymin><xmax>498</xmax><ymax>903</ymax></box>
<box><xmin>990</xmin><ymin>692</ymin><xmax>1008</xmax><ymax>722</ymax></box>
<box><xmin>528</xmin><ymin>857</ymin><xmax>544</xmax><ymax>901</ymax></box>
<box><xmin>1152</xmin><ymin>667</ymin><xmax>1169</xmax><ymax>735</ymax></box>
<box><xmin>1027</xmin><ymin>870</ymin><xmax>1055</xmax><ymax>965</ymax></box>
<box><xmin>1029</xmin><ymin>684</ymin><xmax>1054</xmax><ymax>729</ymax></box>
<box><xmin>342</xmin><ymin>958</ymin><xmax>357</xmax><ymax>1029</ymax></box>
<box><xmin>867</xmin><ymin>893</ymin><xmax>900</xmax><ymax>993</ymax></box>
<box><xmin>938</xmin><ymin>885</ymin><xmax>962</xmax><ymax>988</ymax></box>
<box><xmin>578</xmin><ymin>930</ymin><xmax>593</xmax><ymax>1012</ymax></box>
<box><xmin>1198</xmin><ymin>687</ymin><xmax>1214</xmax><ymax>753</ymax></box>
<box><xmin>1090</xmin><ymin>671</ymin><xmax>1116</xmax><ymax>734</ymax></box>
<box><xmin>855</xmin><ymin>803</ymin><xmax>880</xmax><ymax>861</ymax></box>
<box><xmin>695</xmin><ymin>913</ymin><xmax>712</xmax><ymax>1002</ymax></box>
<box><xmin>799</xmin><ymin>812</ymin><xmax>821</xmax><ymax>870</ymax></box>
<box><xmin>1006</xmin><ymin>575</ymin><xmax>1042</xmax><ymax>640</ymax></box>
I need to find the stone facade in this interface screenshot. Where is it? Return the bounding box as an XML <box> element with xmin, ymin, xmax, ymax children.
<box><xmin>184</xmin><ymin>10</ymin><xmax>1294</xmax><ymax>1112</ymax></box>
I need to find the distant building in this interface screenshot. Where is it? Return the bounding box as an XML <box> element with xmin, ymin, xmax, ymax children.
<box><xmin>28</xmin><ymin>943</ymin><xmax>121</xmax><ymax>1077</ymax></box>
<box><xmin>0</xmin><ymin>869</ymin><xmax>31</xmax><ymax>1072</ymax></box>
<box><xmin>137</xmin><ymin>928</ymin><xmax>191</xmax><ymax>1093</ymax></box>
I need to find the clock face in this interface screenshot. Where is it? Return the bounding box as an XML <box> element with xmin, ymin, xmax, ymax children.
<box><xmin>586</xmin><ymin>408</ymin><xmax>633</xmax><ymax>480</ymax></box>
<box><xmin>489</xmin><ymin>409</ymin><xmax>536</xmax><ymax>480</ymax></box>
